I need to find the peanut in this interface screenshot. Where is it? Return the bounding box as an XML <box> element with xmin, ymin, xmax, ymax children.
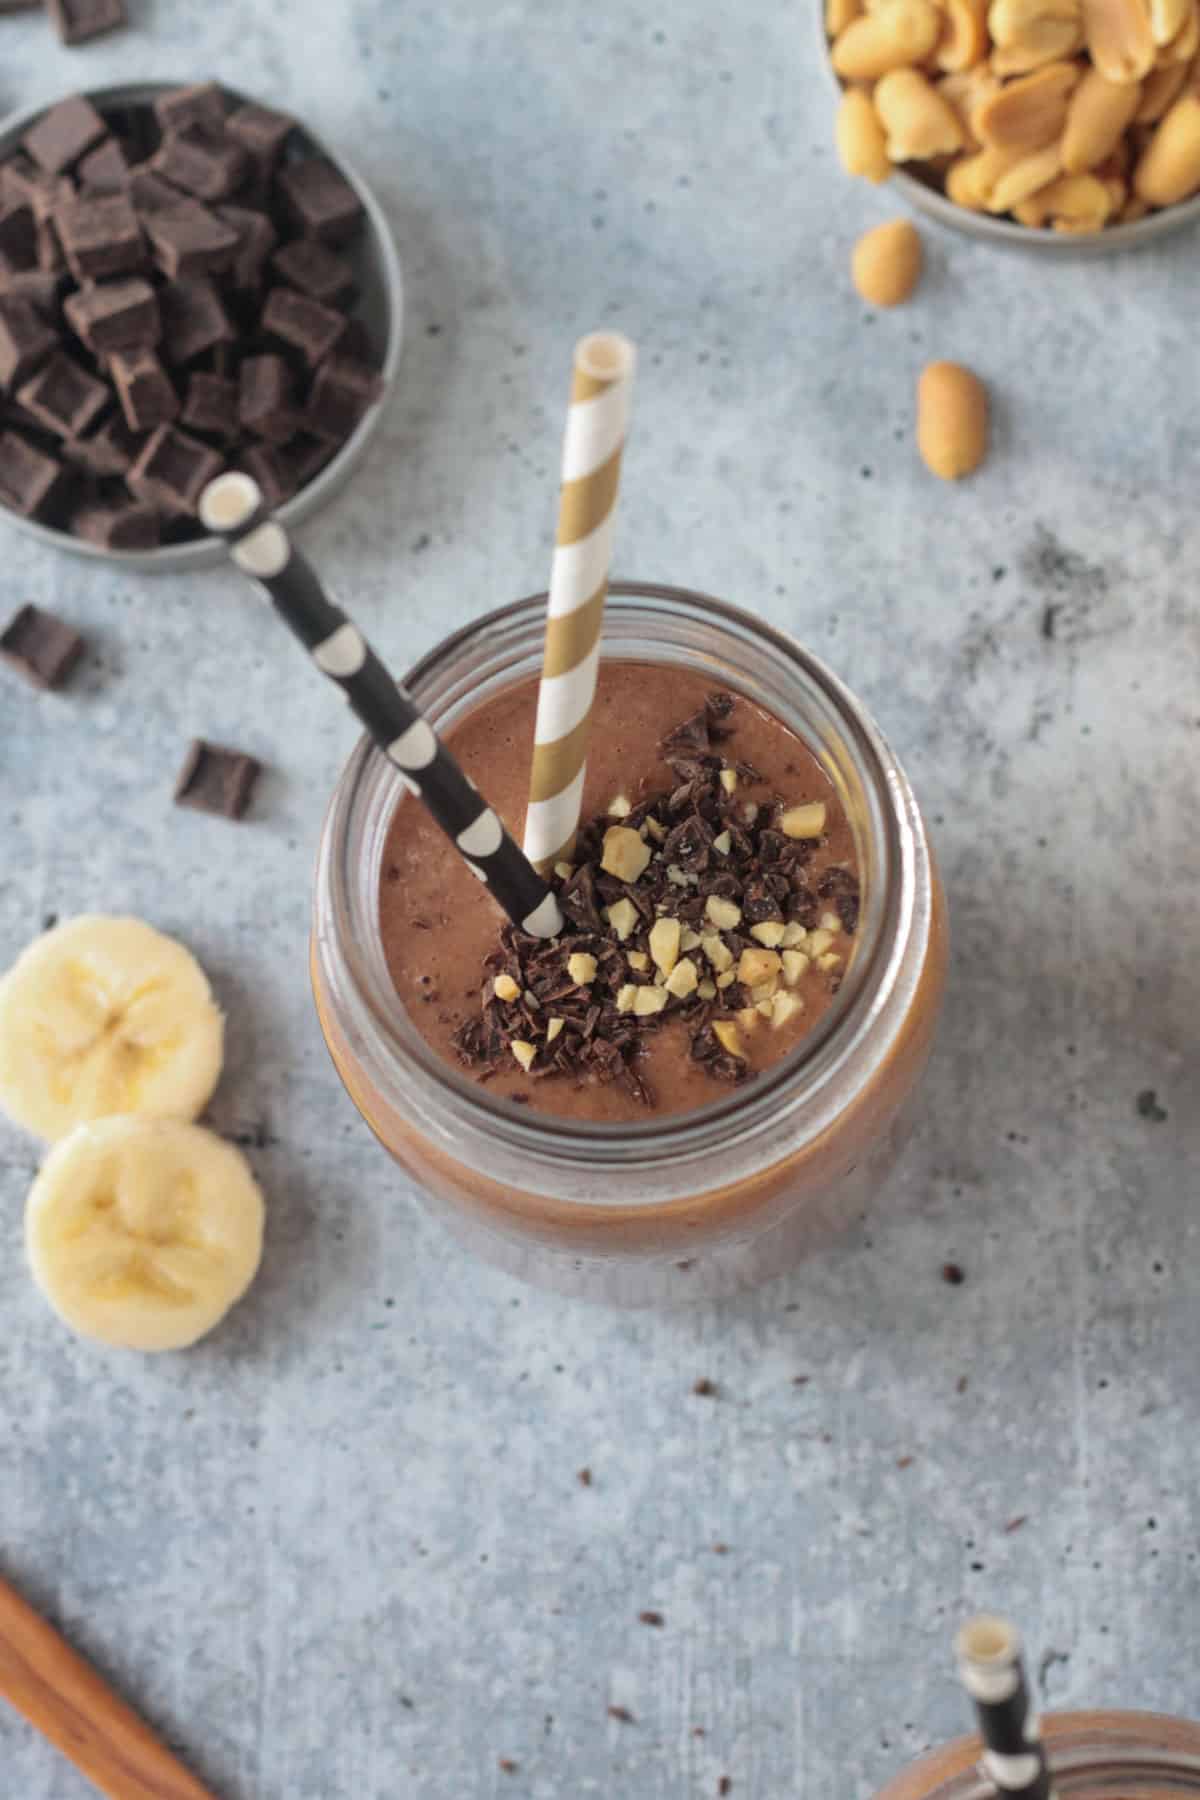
<box><xmin>916</xmin><ymin>362</ymin><xmax>989</xmax><ymax>481</ymax></box>
<box><xmin>1062</xmin><ymin>66</ymin><xmax>1143</xmax><ymax>166</ymax></box>
<box><xmin>986</xmin><ymin>139</ymin><xmax>1064</xmax><ymax>205</ymax></box>
<box><xmin>1017</xmin><ymin>167</ymin><xmax>1116</xmax><ymax>220</ymax></box>
<box><xmin>827</xmin><ymin>0</ymin><xmax>863</xmax><ymax>33</ymax></box>
<box><xmin>989</xmin><ymin>0</ymin><xmax>1084</xmax><ymax>72</ymax></box>
<box><xmin>1158</xmin><ymin>0</ymin><xmax>1199</xmax><ymax>53</ymax></box>
<box><xmin>875</xmin><ymin>67</ymin><xmax>968</xmax><ymax>155</ymax></box>
<box><xmin>976</xmin><ymin>59</ymin><xmax>1081</xmax><ymax>146</ymax></box>
<box><xmin>1136</xmin><ymin>56</ymin><xmax>1190</xmax><ymax>114</ymax></box>
<box><xmin>1149</xmin><ymin>0</ymin><xmax>1190</xmax><ymax>43</ymax></box>
<box><xmin>1134</xmin><ymin>87</ymin><xmax>1200</xmax><ymax>198</ymax></box>
<box><xmin>938</xmin><ymin>0</ymin><xmax>992</xmax><ymax>67</ymax></box>
<box><xmin>779</xmin><ymin>802</ymin><xmax>827</xmax><ymax>839</ymax></box>
<box><xmin>852</xmin><ymin>217</ymin><xmax>924</xmax><ymax>305</ymax></box>
<box><xmin>831</xmin><ymin>0</ymin><xmax>942</xmax><ymax>79</ymax></box>
<box><xmin>600</xmin><ymin>825</ymin><xmax>651</xmax><ymax>884</ymax></box>
<box><xmin>1081</xmin><ymin>0</ymin><xmax>1156</xmax><ymax>80</ymax></box>
<box><xmin>938</xmin><ymin>65</ymin><xmax>1002</xmax><ymax>143</ymax></box>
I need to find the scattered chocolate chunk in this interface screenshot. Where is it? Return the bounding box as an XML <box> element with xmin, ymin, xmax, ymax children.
<box><xmin>77</xmin><ymin>136</ymin><xmax>131</xmax><ymax>193</ymax></box>
<box><xmin>0</xmin><ymin>199</ymin><xmax>37</xmax><ymax>268</ymax></box>
<box><xmin>180</xmin><ymin>370</ymin><xmax>238</xmax><ymax>441</ymax></box>
<box><xmin>711</xmin><ymin>1543</ymin><xmax>729</xmax><ymax>1554</ymax></box>
<box><xmin>239</xmin><ymin>352</ymin><xmax>294</xmax><ymax>442</ymax></box>
<box><xmin>64</xmin><ymin>275</ymin><xmax>159</xmax><ymax>352</ymax></box>
<box><xmin>271</xmin><ymin>237</ymin><xmax>354</xmax><ymax>305</ymax></box>
<box><xmin>1136</xmin><ymin>1087</ymin><xmax>1168</xmax><ymax>1123</ymax></box>
<box><xmin>225</xmin><ymin>101</ymin><xmax>293</xmax><ymax>170</ymax></box>
<box><xmin>607</xmin><ymin>1707</ymin><xmax>635</xmax><ymax>1725</ymax></box>
<box><xmin>127</xmin><ymin>166</ymin><xmax>186</xmax><ymax>214</ymax></box>
<box><xmin>262</xmin><ymin>286</ymin><xmax>345</xmax><ymax>366</ymax></box>
<box><xmin>174</xmin><ymin>737</ymin><xmax>261</xmax><ymax>818</ymax></box>
<box><xmin>143</xmin><ymin>199</ymin><xmax>238</xmax><ymax>280</ymax></box>
<box><xmin>71</xmin><ymin>500</ymin><xmax>159</xmax><ymax>549</ymax></box>
<box><xmin>47</xmin><ymin>0</ymin><xmax>127</xmax><ymax>43</ymax></box>
<box><xmin>110</xmin><ymin>347</ymin><xmax>179</xmax><ymax>431</ymax></box>
<box><xmin>0</xmin><ymin>602</ymin><xmax>83</xmax><ymax>688</ymax></box>
<box><xmin>23</xmin><ymin>96</ymin><xmax>107</xmax><ymax>175</ymax></box>
<box><xmin>152</xmin><ymin>124</ymin><xmax>248</xmax><ymax>204</ymax></box>
<box><xmin>718</xmin><ymin>1779</ymin><xmax>733</xmax><ymax>1796</ymax></box>
<box><xmin>638</xmin><ymin>1611</ymin><xmax>664</xmax><ymax>1627</ymax></box>
<box><xmin>54</xmin><ymin>191</ymin><xmax>144</xmax><ymax>280</ymax></box>
<box><xmin>692</xmin><ymin>1378</ymin><xmax>718</xmax><ymax>1397</ymax></box>
<box><xmin>17</xmin><ymin>352</ymin><xmax>108</xmax><ymax>438</ymax></box>
<box><xmin>576</xmin><ymin>1467</ymin><xmax>592</xmax><ymax>1487</ymax></box>
<box><xmin>214</xmin><ymin>201</ymin><xmax>276</xmax><ymax>289</ymax></box>
<box><xmin>941</xmin><ymin>1262</ymin><xmax>965</xmax><ymax>1286</ymax></box>
<box><xmin>306</xmin><ymin>353</ymin><xmax>384</xmax><ymax>440</ymax></box>
<box><xmin>276</xmin><ymin>155</ymin><xmax>364</xmax><ymax>243</ymax></box>
<box><xmin>498</xmin><ymin>1760</ymin><xmax>518</xmax><ymax>1776</ymax></box>
<box><xmin>158</xmin><ymin>276</ymin><xmax>232</xmax><ymax>363</ymax></box>
<box><xmin>896</xmin><ymin>1455</ymin><xmax>914</xmax><ymax>1470</ymax></box>
<box><xmin>129</xmin><ymin>421</ymin><xmax>222</xmax><ymax>514</ymax></box>
<box><xmin>63</xmin><ymin>411</ymin><xmax>142</xmax><ymax>476</ymax></box>
<box><xmin>0</xmin><ymin>294</ymin><xmax>58</xmax><ymax>386</ymax></box>
<box><xmin>4</xmin><ymin>159</ymin><xmax>72</xmax><ymax>223</ymax></box>
<box><xmin>0</xmin><ymin>267</ymin><xmax>63</xmax><ymax>313</ymax></box>
<box><xmin>152</xmin><ymin>83</ymin><xmax>228</xmax><ymax>137</ymax></box>
<box><xmin>235</xmin><ymin>441</ymin><xmax>293</xmax><ymax>509</ymax></box>
<box><xmin>0</xmin><ymin>430</ymin><xmax>62</xmax><ymax>515</ymax></box>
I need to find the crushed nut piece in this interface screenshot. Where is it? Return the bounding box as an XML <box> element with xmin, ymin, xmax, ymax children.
<box><xmin>601</xmin><ymin>825</ymin><xmax>651</xmax><ymax>883</ymax></box>
<box><xmin>712</xmin><ymin>829</ymin><xmax>732</xmax><ymax>855</ymax></box>
<box><xmin>716</xmin><ymin>970</ymin><xmax>736</xmax><ymax>989</ymax></box>
<box><xmin>719</xmin><ymin>767</ymin><xmax>739</xmax><ymax>794</ymax></box>
<box><xmin>705</xmin><ymin>894</ymin><xmax>742</xmax><ymax>930</ymax></box>
<box><xmin>737</xmin><ymin>1006</ymin><xmax>761</xmax><ymax>1033</ymax></box>
<box><xmin>554</xmin><ymin>861</ymin><xmax>575</xmax><ymax>880</ymax></box>
<box><xmin>750</xmin><ymin>979</ymin><xmax>780</xmax><ymax>1003</ymax></box>
<box><xmin>510</xmin><ymin>1040</ymin><xmax>536</xmax><ymax>1071</ymax></box>
<box><xmin>781</xmin><ymin>922</ymin><xmax>808</xmax><ymax>947</ymax></box>
<box><xmin>697</xmin><ymin>977</ymin><xmax>717</xmax><ymax>1000</ymax></box>
<box><xmin>567</xmin><ymin>952</ymin><xmax>598</xmax><ymax>985</ymax></box>
<box><xmin>738</xmin><ymin>946</ymin><xmax>783</xmax><ymax>987</ymax></box>
<box><xmin>633</xmin><ymin>985</ymin><xmax>668</xmax><ymax>1017</ymax></box>
<box><xmin>666</xmin><ymin>863</ymin><xmax>698</xmax><ymax>887</ymax></box>
<box><xmin>608</xmin><ymin>794</ymin><xmax>632</xmax><ymax>817</ymax></box>
<box><xmin>616</xmin><ymin>984</ymin><xmax>638</xmax><ymax>1013</ymax></box>
<box><xmin>644</xmin><ymin>816</ymin><xmax>666</xmax><ymax>842</ymax></box>
<box><xmin>627</xmin><ymin>950</ymin><xmax>649</xmax><ymax>971</ymax></box>
<box><xmin>666</xmin><ymin>956</ymin><xmax>699</xmax><ymax>998</ymax></box>
<box><xmin>493</xmin><ymin>974</ymin><xmax>520</xmax><ymax>1001</ymax></box>
<box><xmin>749</xmin><ymin>920</ymin><xmax>786</xmax><ymax>948</ymax></box>
<box><xmin>819</xmin><ymin>911</ymin><xmax>842</xmax><ymax>932</ymax></box>
<box><xmin>817</xmin><ymin>951</ymin><xmax>843</xmax><ymax>972</ymax></box>
<box><xmin>809</xmin><ymin>928</ymin><xmax>835</xmax><ymax>957</ymax></box>
<box><xmin>701</xmin><ymin>932</ymin><xmax>734</xmax><ymax>973</ymax></box>
<box><xmin>772</xmin><ymin>990</ymin><xmax>804</xmax><ymax>1029</ymax></box>
<box><xmin>712</xmin><ymin>1020</ymin><xmax>746</xmax><ymax>1058</ymax></box>
<box><xmin>780</xmin><ymin>801</ymin><xmax>827</xmax><ymax>839</ymax></box>
<box><xmin>606</xmin><ymin>897</ymin><xmax>639</xmax><ymax>940</ymax></box>
<box><xmin>680</xmin><ymin>926</ymin><xmax>703</xmax><ymax>952</ymax></box>
<box><xmin>649</xmin><ymin>916</ymin><xmax>682</xmax><ymax>975</ymax></box>
<box><xmin>782</xmin><ymin>949</ymin><xmax>811</xmax><ymax>986</ymax></box>
<box><xmin>546</xmin><ymin>1017</ymin><xmax>565</xmax><ymax>1043</ymax></box>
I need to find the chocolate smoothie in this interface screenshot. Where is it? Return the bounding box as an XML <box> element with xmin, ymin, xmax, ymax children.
<box><xmin>379</xmin><ymin>662</ymin><xmax>860</xmax><ymax>1121</ymax></box>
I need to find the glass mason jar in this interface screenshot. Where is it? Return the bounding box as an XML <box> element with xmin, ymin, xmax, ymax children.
<box><xmin>311</xmin><ymin>582</ymin><xmax>948</xmax><ymax>1304</ymax></box>
<box><xmin>875</xmin><ymin>1711</ymin><xmax>1200</xmax><ymax>1798</ymax></box>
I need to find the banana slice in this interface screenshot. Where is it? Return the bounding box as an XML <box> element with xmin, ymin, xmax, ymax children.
<box><xmin>26</xmin><ymin>1116</ymin><xmax>265</xmax><ymax>1351</ymax></box>
<box><xmin>0</xmin><ymin>915</ymin><xmax>223</xmax><ymax>1141</ymax></box>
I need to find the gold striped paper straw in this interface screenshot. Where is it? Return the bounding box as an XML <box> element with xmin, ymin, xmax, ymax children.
<box><xmin>523</xmin><ymin>330</ymin><xmax>636</xmax><ymax>874</ymax></box>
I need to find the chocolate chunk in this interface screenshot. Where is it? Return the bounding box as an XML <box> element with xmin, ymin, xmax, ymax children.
<box><xmin>235</xmin><ymin>441</ymin><xmax>293</xmax><ymax>509</ymax></box>
<box><xmin>54</xmin><ymin>192</ymin><xmax>144</xmax><ymax>281</ymax></box>
<box><xmin>152</xmin><ymin>83</ymin><xmax>228</xmax><ymax>136</ymax></box>
<box><xmin>0</xmin><ymin>201</ymin><xmax>37</xmax><ymax>269</ymax></box>
<box><xmin>110</xmin><ymin>347</ymin><xmax>179</xmax><ymax>431</ymax></box>
<box><xmin>128</xmin><ymin>421</ymin><xmax>222</xmax><ymax>514</ymax></box>
<box><xmin>152</xmin><ymin>124</ymin><xmax>248</xmax><ymax>203</ymax></box>
<box><xmin>158</xmin><ymin>277</ymin><xmax>232</xmax><ymax>363</ymax></box>
<box><xmin>0</xmin><ymin>295</ymin><xmax>58</xmax><ymax>386</ymax></box>
<box><xmin>306</xmin><ymin>354</ymin><xmax>385</xmax><ymax>441</ymax></box>
<box><xmin>127</xmin><ymin>167</ymin><xmax>186</xmax><ymax>214</ymax></box>
<box><xmin>238</xmin><ymin>352</ymin><xmax>294</xmax><ymax>442</ymax></box>
<box><xmin>23</xmin><ymin>97</ymin><xmax>107</xmax><ymax>175</ymax></box>
<box><xmin>225</xmin><ymin>101</ymin><xmax>293</xmax><ymax>168</ymax></box>
<box><xmin>270</xmin><ymin>238</ymin><xmax>353</xmax><ymax>305</ymax></box>
<box><xmin>47</xmin><ymin>0</ymin><xmax>127</xmax><ymax>42</ymax></box>
<box><xmin>63</xmin><ymin>411</ymin><xmax>142</xmax><ymax>476</ymax></box>
<box><xmin>214</xmin><ymin>202</ymin><xmax>277</xmax><ymax>290</ymax></box>
<box><xmin>280</xmin><ymin>431</ymin><xmax>333</xmax><ymax>489</ymax></box>
<box><xmin>64</xmin><ymin>275</ymin><xmax>159</xmax><ymax>352</ymax></box>
<box><xmin>4</xmin><ymin>159</ymin><xmax>72</xmax><ymax>224</ymax></box>
<box><xmin>174</xmin><ymin>738</ymin><xmax>260</xmax><ymax>818</ymax></box>
<box><xmin>71</xmin><ymin>500</ymin><xmax>159</xmax><ymax>549</ymax></box>
<box><xmin>0</xmin><ymin>268</ymin><xmax>64</xmax><ymax>314</ymax></box>
<box><xmin>261</xmin><ymin>287</ymin><xmax>345</xmax><ymax>366</ymax></box>
<box><xmin>77</xmin><ymin>137</ymin><xmax>132</xmax><ymax>193</ymax></box>
<box><xmin>276</xmin><ymin>156</ymin><xmax>364</xmax><ymax>244</ymax></box>
<box><xmin>0</xmin><ymin>603</ymin><xmax>83</xmax><ymax>687</ymax></box>
<box><xmin>143</xmin><ymin>198</ymin><xmax>238</xmax><ymax>279</ymax></box>
<box><xmin>16</xmin><ymin>351</ymin><xmax>108</xmax><ymax>437</ymax></box>
<box><xmin>180</xmin><ymin>371</ymin><xmax>238</xmax><ymax>441</ymax></box>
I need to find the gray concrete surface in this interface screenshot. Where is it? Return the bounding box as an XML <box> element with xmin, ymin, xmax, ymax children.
<box><xmin>2</xmin><ymin>4</ymin><xmax>1198</xmax><ymax>1797</ymax></box>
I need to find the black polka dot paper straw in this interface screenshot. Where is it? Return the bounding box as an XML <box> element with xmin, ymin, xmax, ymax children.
<box><xmin>199</xmin><ymin>474</ymin><xmax>563</xmax><ymax>941</ymax></box>
<box><xmin>955</xmin><ymin>1616</ymin><xmax>1058</xmax><ymax>1800</ymax></box>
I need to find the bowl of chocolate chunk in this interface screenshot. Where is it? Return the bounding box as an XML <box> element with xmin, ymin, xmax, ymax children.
<box><xmin>0</xmin><ymin>80</ymin><xmax>402</xmax><ymax>566</ymax></box>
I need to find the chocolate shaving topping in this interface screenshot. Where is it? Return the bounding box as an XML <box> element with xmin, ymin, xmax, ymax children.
<box><xmin>450</xmin><ymin>695</ymin><xmax>860</xmax><ymax>1104</ymax></box>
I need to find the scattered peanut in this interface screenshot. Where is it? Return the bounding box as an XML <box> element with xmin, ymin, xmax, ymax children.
<box><xmin>705</xmin><ymin>895</ymin><xmax>743</xmax><ymax>930</ymax></box>
<box><xmin>510</xmin><ymin>1041</ymin><xmax>536</xmax><ymax>1071</ymax></box>
<box><xmin>1134</xmin><ymin>91</ymin><xmax>1200</xmax><ymax>202</ymax></box>
<box><xmin>779</xmin><ymin>801</ymin><xmax>827</xmax><ymax>839</ymax></box>
<box><xmin>1062</xmin><ymin>65</ymin><xmax>1142</xmax><ymax>168</ymax></box>
<box><xmin>916</xmin><ymin>361</ymin><xmax>989</xmax><ymax>480</ymax></box>
<box><xmin>616</xmin><ymin>984</ymin><xmax>638</xmax><ymax>1013</ymax></box>
<box><xmin>771</xmin><ymin>991</ymin><xmax>805</xmax><ymax>1029</ymax></box>
<box><xmin>781</xmin><ymin>922</ymin><xmax>809</xmax><ymax>947</ymax></box>
<box><xmin>712</xmin><ymin>829</ymin><xmax>732</xmax><ymax>855</ymax></box>
<box><xmin>711</xmin><ymin>1021</ymin><xmax>746</xmax><ymax>1058</ymax></box>
<box><xmin>627</xmin><ymin>949</ymin><xmax>650</xmax><ymax>970</ymax></box>
<box><xmin>836</xmin><ymin>87</ymin><xmax>893</xmax><ymax>182</ymax></box>
<box><xmin>493</xmin><ymin>974</ymin><xmax>521</xmax><ymax>1002</ymax></box>
<box><xmin>633</xmin><ymin>986</ymin><xmax>668</xmax><ymax>1017</ymax></box>
<box><xmin>852</xmin><ymin>218</ymin><xmax>924</xmax><ymax>308</ymax></box>
<box><xmin>600</xmin><ymin>825</ymin><xmax>651</xmax><ymax>884</ymax></box>
<box><xmin>875</xmin><ymin>68</ymin><xmax>966</xmax><ymax>159</ymax></box>
<box><xmin>606</xmin><ymin>897</ymin><xmax>639</xmax><ymax>941</ymax></box>
<box><xmin>665</xmin><ymin>957</ymin><xmax>700</xmax><ymax>998</ymax></box>
<box><xmin>1081</xmin><ymin>0</ymin><xmax>1156</xmax><ymax>80</ymax></box>
<box><xmin>546</xmin><ymin>1018</ymin><xmax>565</xmax><ymax>1043</ymax></box>
<box><xmin>567</xmin><ymin>952</ymin><xmax>598</xmax><ymax>986</ymax></box>
<box><xmin>701</xmin><ymin>932</ymin><xmax>735</xmax><ymax>972</ymax></box>
<box><xmin>831</xmin><ymin>0</ymin><xmax>942</xmax><ymax>80</ymax></box>
<box><xmin>718</xmin><ymin>768</ymin><xmax>739</xmax><ymax>794</ymax></box>
<box><xmin>738</xmin><ymin>946</ymin><xmax>783</xmax><ymax>987</ymax></box>
<box><xmin>749</xmin><ymin>920</ymin><xmax>788</xmax><ymax>947</ymax></box>
<box><xmin>648</xmin><ymin>916</ymin><xmax>682</xmax><ymax>976</ymax></box>
<box><xmin>782</xmin><ymin>949</ymin><xmax>811</xmax><ymax>985</ymax></box>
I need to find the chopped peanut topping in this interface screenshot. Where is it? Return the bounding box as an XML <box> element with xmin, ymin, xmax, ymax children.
<box><xmin>605</xmin><ymin>897</ymin><xmax>639</xmax><ymax>941</ymax></box>
<box><xmin>779</xmin><ymin>802</ymin><xmax>827</xmax><ymax>839</ymax></box>
<box><xmin>493</xmin><ymin>974</ymin><xmax>520</xmax><ymax>1002</ymax></box>
<box><xmin>546</xmin><ymin>1018</ymin><xmax>565</xmax><ymax>1043</ymax></box>
<box><xmin>782</xmin><ymin>949</ymin><xmax>811</xmax><ymax>986</ymax></box>
<box><xmin>738</xmin><ymin>946</ymin><xmax>783</xmax><ymax>987</ymax></box>
<box><xmin>567</xmin><ymin>952</ymin><xmax>598</xmax><ymax>985</ymax></box>
<box><xmin>648</xmin><ymin>916</ymin><xmax>682</xmax><ymax>975</ymax></box>
<box><xmin>633</xmin><ymin>985</ymin><xmax>668</xmax><ymax>1017</ymax></box>
<box><xmin>601</xmin><ymin>825</ymin><xmax>651</xmax><ymax>883</ymax></box>
<box><xmin>510</xmin><ymin>1040</ymin><xmax>536</xmax><ymax>1071</ymax></box>
<box><xmin>719</xmin><ymin>768</ymin><xmax>739</xmax><ymax>794</ymax></box>
<box><xmin>749</xmin><ymin>920</ymin><xmax>786</xmax><ymax>947</ymax></box>
<box><xmin>712</xmin><ymin>1020</ymin><xmax>746</xmax><ymax>1058</ymax></box>
<box><xmin>666</xmin><ymin>957</ymin><xmax>700</xmax><ymax>998</ymax></box>
<box><xmin>705</xmin><ymin>894</ymin><xmax>743</xmax><ymax>930</ymax></box>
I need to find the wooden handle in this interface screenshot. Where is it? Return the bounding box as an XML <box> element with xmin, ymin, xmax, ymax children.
<box><xmin>0</xmin><ymin>1574</ymin><xmax>220</xmax><ymax>1800</ymax></box>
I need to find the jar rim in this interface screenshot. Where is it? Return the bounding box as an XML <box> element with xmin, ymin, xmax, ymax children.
<box><xmin>313</xmin><ymin>581</ymin><xmax>928</xmax><ymax>1169</ymax></box>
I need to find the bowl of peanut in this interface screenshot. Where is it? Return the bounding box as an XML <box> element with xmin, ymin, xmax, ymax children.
<box><xmin>819</xmin><ymin>0</ymin><xmax>1200</xmax><ymax>250</ymax></box>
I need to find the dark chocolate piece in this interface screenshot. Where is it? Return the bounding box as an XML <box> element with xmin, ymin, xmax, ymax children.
<box><xmin>0</xmin><ymin>294</ymin><xmax>59</xmax><ymax>386</ymax></box>
<box><xmin>280</xmin><ymin>432</ymin><xmax>333</xmax><ymax>490</ymax></box>
<box><xmin>270</xmin><ymin>238</ymin><xmax>353</xmax><ymax>306</ymax></box>
<box><xmin>0</xmin><ymin>432</ymin><xmax>63</xmax><ymax>516</ymax></box>
<box><xmin>110</xmin><ymin>347</ymin><xmax>178</xmax><ymax>431</ymax></box>
<box><xmin>306</xmin><ymin>354</ymin><xmax>384</xmax><ymax>441</ymax></box>
<box><xmin>0</xmin><ymin>603</ymin><xmax>83</xmax><ymax>688</ymax></box>
<box><xmin>0</xmin><ymin>201</ymin><xmax>37</xmax><ymax>269</ymax></box>
<box><xmin>261</xmin><ymin>286</ymin><xmax>345</xmax><ymax>366</ymax></box>
<box><xmin>153</xmin><ymin>83</ymin><xmax>228</xmax><ymax>136</ymax></box>
<box><xmin>4</xmin><ymin>159</ymin><xmax>73</xmax><ymax>223</ymax></box>
<box><xmin>127</xmin><ymin>166</ymin><xmax>186</xmax><ymax>213</ymax></box>
<box><xmin>151</xmin><ymin>124</ymin><xmax>248</xmax><ymax>204</ymax></box>
<box><xmin>47</xmin><ymin>0</ymin><xmax>127</xmax><ymax>41</ymax></box>
<box><xmin>128</xmin><ymin>421</ymin><xmax>222</xmax><ymax>514</ymax></box>
<box><xmin>225</xmin><ymin>101</ymin><xmax>293</xmax><ymax>168</ymax></box>
<box><xmin>54</xmin><ymin>192</ymin><xmax>144</xmax><ymax>281</ymax></box>
<box><xmin>238</xmin><ymin>352</ymin><xmax>294</xmax><ymax>442</ymax></box>
<box><xmin>0</xmin><ymin>267</ymin><xmax>64</xmax><ymax>314</ymax></box>
<box><xmin>64</xmin><ymin>275</ymin><xmax>158</xmax><ymax>352</ymax></box>
<box><xmin>77</xmin><ymin>137</ymin><xmax>131</xmax><ymax>193</ymax></box>
<box><xmin>214</xmin><ymin>202</ymin><xmax>276</xmax><ymax>289</ymax></box>
<box><xmin>235</xmin><ymin>441</ymin><xmax>293</xmax><ymax>509</ymax></box>
<box><xmin>143</xmin><ymin>199</ymin><xmax>237</xmax><ymax>279</ymax></box>
<box><xmin>23</xmin><ymin>96</ymin><xmax>107</xmax><ymax>175</ymax></box>
<box><xmin>174</xmin><ymin>738</ymin><xmax>260</xmax><ymax>818</ymax></box>
<box><xmin>71</xmin><ymin>500</ymin><xmax>159</xmax><ymax>549</ymax></box>
<box><xmin>16</xmin><ymin>351</ymin><xmax>108</xmax><ymax>437</ymax></box>
<box><xmin>158</xmin><ymin>277</ymin><xmax>232</xmax><ymax>364</ymax></box>
<box><xmin>180</xmin><ymin>371</ymin><xmax>238</xmax><ymax>441</ymax></box>
<box><xmin>63</xmin><ymin>411</ymin><xmax>143</xmax><ymax>476</ymax></box>
<box><xmin>276</xmin><ymin>156</ymin><xmax>364</xmax><ymax>244</ymax></box>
